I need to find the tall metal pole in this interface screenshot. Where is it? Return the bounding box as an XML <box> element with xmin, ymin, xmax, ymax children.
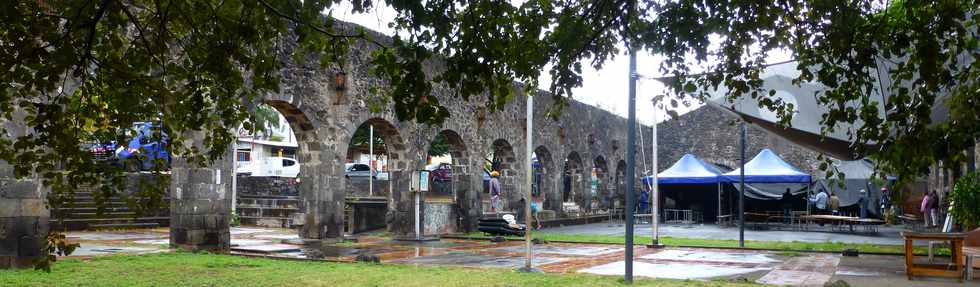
<box><xmin>369</xmin><ymin>125</ymin><xmax>374</xmax><ymax>197</ymax></box>
<box><xmin>231</xmin><ymin>140</ymin><xmax>237</xmax><ymax>213</ymax></box>
<box><xmin>651</xmin><ymin>99</ymin><xmax>659</xmax><ymax>246</ymax></box>
<box><xmin>524</xmin><ymin>92</ymin><xmax>534</xmax><ymax>271</ymax></box>
<box><xmin>624</xmin><ymin>48</ymin><xmax>638</xmax><ymax>284</ymax></box>
<box><xmin>738</xmin><ymin>121</ymin><xmax>746</xmax><ymax>248</ymax></box>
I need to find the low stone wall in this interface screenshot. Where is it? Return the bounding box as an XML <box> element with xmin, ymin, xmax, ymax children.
<box><xmin>236</xmin><ymin>176</ymin><xmax>298</xmax><ymax>197</ymax></box>
<box><xmin>423</xmin><ymin>201</ymin><xmax>458</xmax><ymax>235</ymax></box>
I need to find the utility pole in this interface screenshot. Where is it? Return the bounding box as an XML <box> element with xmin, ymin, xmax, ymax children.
<box><xmin>739</xmin><ymin>121</ymin><xmax>746</xmax><ymax>248</ymax></box>
<box><xmin>522</xmin><ymin>92</ymin><xmax>535</xmax><ymax>272</ymax></box>
<box><xmin>624</xmin><ymin>48</ymin><xmax>638</xmax><ymax>284</ymax></box>
<box><xmin>369</xmin><ymin>125</ymin><xmax>374</xmax><ymax>197</ymax></box>
<box><xmin>650</xmin><ymin>98</ymin><xmax>659</xmax><ymax>247</ymax></box>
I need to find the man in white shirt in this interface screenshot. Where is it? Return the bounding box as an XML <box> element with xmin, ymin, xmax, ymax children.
<box><xmin>809</xmin><ymin>190</ymin><xmax>829</xmax><ymax>214</ymax></box>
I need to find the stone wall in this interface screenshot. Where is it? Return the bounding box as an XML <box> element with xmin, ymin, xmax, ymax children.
<box><xmin>252</xmin><ymin>20</ymin><xmax>653</xmax><ymax>241</ymax></box>
<box><xmin>655</xmin><ymin>104</ymin><xmax>823</xmax><ymax>174</ymax></box>
<box><xmin>237</xmin><ymin>176</ymin><xmax>299</xmax><ymax>197</ymax></box>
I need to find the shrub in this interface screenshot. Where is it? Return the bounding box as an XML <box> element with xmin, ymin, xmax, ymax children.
<box><xmin>950</xmin><ymin>171</ymin><xmax>980</xmax><ymax>230</ymax></box>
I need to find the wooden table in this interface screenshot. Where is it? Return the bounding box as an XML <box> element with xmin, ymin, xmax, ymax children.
<box><xmin>901</xmin><ymin>231</ymin><xmax>967</xmax><ymax>281</ymax></box>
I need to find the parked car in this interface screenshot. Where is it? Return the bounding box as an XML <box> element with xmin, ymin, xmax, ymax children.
<box><xmin>87</xmin><ymin>122</ymin><xmax>170</xmax><ymax>171</ymax></box>
<box><xmin>427</xmin><ymin>163</ymin><xmax>453</xmax><ymax>182</ymax></box>
<box><xmin>238</xmin><ymin>157</ymin><xmax>299</xmax><ymax>177</ymax></box>
<box><xmin>345</xmin><ymin>163</ymin><xmax>376</xmax><ymax>178</ymax></box>
<box><xmin>115</xmin><ymin>122</ymin><xmax>170</xmax><ymax>171</ymax></box>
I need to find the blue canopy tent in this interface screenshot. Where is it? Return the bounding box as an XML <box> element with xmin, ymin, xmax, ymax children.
<box><xmin>721</xmin><ymin>149</ymin><xmax>812</xmax><ymax>183</ymax></box>
<box><xmin>642</xmin><ymin>154</ymin><xmax>726</xmax><ymax>222</ymax></box>
<box><xmin>721</xmin><ymin>149</ymin><xmax>813</xmax><ymax>215</ymax></box>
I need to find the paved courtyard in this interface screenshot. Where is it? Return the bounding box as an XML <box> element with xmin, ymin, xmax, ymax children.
<box><xmin>543</xmin><ymin>221</ymin><xmax>909</xmax><ymax>245</ymax></box>
<box><xmin>59</xmin><ymin>226</ymin><xmax>975</xmax><ymax>286</ymax></box>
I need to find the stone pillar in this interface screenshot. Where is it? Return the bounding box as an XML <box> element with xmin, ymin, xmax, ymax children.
<box><xmin>0</xmin><ymin>166</ymin><xmax>47</xmax><ymax>269</ymax></box>
<box><xmin>0</xmin><ymin>111</ymin><xmax>48</xmax><ymax>269</ymax></box>
<box><xmin>298</xmin><ymin>159</ymin><xmax>343</xmax><ymax>241</ymax></box>
<box><xmin>169</xmin><ymin>134</ymin><xmax>232</xmax><ymax>252</ymax></box>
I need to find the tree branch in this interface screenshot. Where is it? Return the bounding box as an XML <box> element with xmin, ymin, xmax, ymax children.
<box><xmin>254</xmin><ymin>0</ymin><xmax>385</xmax><ymax>47</ymax></box>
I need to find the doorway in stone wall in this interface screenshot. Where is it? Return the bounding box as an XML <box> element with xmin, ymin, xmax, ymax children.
<box><xmin>233</xmin><ymin>101</ymin><xmax>311</xmax><ymax>241</ymax></box>
<box><xmin>343</xmin><ymin>118</ymin><xmax>407</xmax><ymax>235</ymax></box>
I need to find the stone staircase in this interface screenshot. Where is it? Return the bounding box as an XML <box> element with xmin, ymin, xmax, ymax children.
<box><xmin>50</xmin><ymin>188</ymin><xmax>170</xmax><ymax>231</ymax></box>
<box><xmin>237</xmin><ymin>195</ymin><xmax>301</xmax><ymax>228</ymax></box>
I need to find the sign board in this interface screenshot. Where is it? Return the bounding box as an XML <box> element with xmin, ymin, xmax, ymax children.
<box><xmin>418</xmin><ymin>170</ymin><xmax>430</xmax><ymax>192</ymax></box>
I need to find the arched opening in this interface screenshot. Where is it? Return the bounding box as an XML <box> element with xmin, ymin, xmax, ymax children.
<box><xmin>562</xmin><ymin>152</ymin><xmax>584</xmax><ymax>215</ymax></box>
<box><xmin>533</xmin><ymin>146</ymin><xmax>556</xmax><ymax>217</ymax></box>
<box><xmin>485</xmin><ymin>139</ymin><xmax>517</xmax><ymax>213</ymax></box>
<box><xmin>233</xmin><ymin>101</ymin><xmax>310</xmax><ymax>236</ymax></box>
<box><xmin>615</xmin><ymin>160</ymin><xmax>627</xmax><ymax>211</ymax></box>
<box><xmin>593</xmin><ymin>156</ymin><xmax>609</xmax><ymax>211</ymax></box>
<box><xmin>344</xmin><ymin>118</ymin><xmax>406</xmax><ymax>234</ymax></box>
<box><xmin>426</xmin><ymin>130</ymin><xmax>467</xmax><ymax>200</ymax></box>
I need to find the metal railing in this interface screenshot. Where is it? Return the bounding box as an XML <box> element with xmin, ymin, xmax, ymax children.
<box><xmin>663</xmin><ymin>209</ymin><xmax>702</xmax><ymax>224</ymax></box>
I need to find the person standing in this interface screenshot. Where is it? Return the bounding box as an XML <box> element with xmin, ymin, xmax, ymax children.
<box><xmin>928</xmin><ymin>190</ymin><xmax>940</xmax><ymax>227</ymax></box>
<box><xmin>530</xmin><ymin>193</ymin><xmax>543</xmax><ymax>230</ymax></box>
<box><xmin>879</xmin><ymin>187</ymin><xmax>891</xmax><ymax>216</ymax></box>
<box><xmin>489</xmin><ymin>171</ymin><xmax>502</xmax><ymax>213</ymax></box>
<box><xmin>829</xmin><ymin>192</ymin><xmax>840</xmax><ymax>216</ymax></box>
<box><xmin>781</xmin><ymin>188</ymin><xmax>794</xmax><ymax>223</ymax></box>
<box><xmin>920</xmin><ymin>191</ymin><xmax>932</xmax><ymax>227</ymax></box>
<box><xmin>809</xmin><ymin>189</ymin><xmax>829</xmax><ymax>215</ymax></box>
<box><xmin>637</xmin><ymin>187</ymin><xmax>650</xmax><ymax>223</ymax></box>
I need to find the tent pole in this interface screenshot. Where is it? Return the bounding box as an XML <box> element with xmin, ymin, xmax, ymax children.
<box><xmin>717</xmin><ymin>181</ymin><xmax>721</xmax><ymax>223</ymax></box>
<box><xmin>738</xmin><ymin>121</ymin><xmax>745</xmax><ymax>248</ymax></box>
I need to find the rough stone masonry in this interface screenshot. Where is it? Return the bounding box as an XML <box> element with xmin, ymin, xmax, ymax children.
<box><xmin>0</xmin><ymin>20</ymin><xmax>834</xmax><ymax>267</ymax></box>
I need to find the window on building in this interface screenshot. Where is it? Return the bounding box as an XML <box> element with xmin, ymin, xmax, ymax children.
<box><xmin>237</xmin><ymin>151</ymin><xmax>251</xmax><ymax>162</ymax></box>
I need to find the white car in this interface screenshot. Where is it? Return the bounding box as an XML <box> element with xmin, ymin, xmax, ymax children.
<box><xmin>345</xmin><ymin>163</ymin><xmax>376</xmax><ymax>178</ymax></box>
<box><xmin>238</xmin><ymin>157</ymin><xmax>300</xmax><ymax>177</ymax></box>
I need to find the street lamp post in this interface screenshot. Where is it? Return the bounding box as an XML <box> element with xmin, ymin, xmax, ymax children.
<box><xmin>624</xmin><ymin>48</ymin><xmax>638</xmax><ymax>284</ymax></box>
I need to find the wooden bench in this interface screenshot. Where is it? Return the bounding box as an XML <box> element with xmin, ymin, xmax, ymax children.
<box><xmin>966</xmin><ymin>247</ymin><xmax>980</xmax><ymax>280</ymax></box>
<box><xmin>902</xmin><ymin>231</ymin><xmax>967</xmax><ymax>281</ymax></box>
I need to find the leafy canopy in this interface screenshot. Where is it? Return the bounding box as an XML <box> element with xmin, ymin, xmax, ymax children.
<box><xmin>3</xmin><ymin>0</ymin><xmax>980</xmax><ymax>266</ymax></box>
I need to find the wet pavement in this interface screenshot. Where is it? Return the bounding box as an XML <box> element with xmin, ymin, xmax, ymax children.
<box><xmin>61</xmin><ymin>226</ymin><xmax>975</xmax><ymax>286</ymax></box>
<box><xmin>545</xmin><ymin>221</ymin><xmax>911</xmax><ymax>245</ymax></box>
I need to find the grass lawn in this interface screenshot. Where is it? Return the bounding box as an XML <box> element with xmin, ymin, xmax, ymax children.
<box><xmin>0</xmin><ymin>252</ymin><xmax>758</xmax><ymax>287</ymax></box>
<box><xmin>459</xmin><ymin>232</ymin><xmax>950</xmax><ymax>256</ymax></box>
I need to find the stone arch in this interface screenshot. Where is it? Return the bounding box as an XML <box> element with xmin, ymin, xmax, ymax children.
<box><xmin>592</xmin><ymin>155</ymin><xmax>609</xmax><ymax>210</ymax></box>
<box><xmin>258</xmin><ymin>100</ymin><xmax>332</xmax><ymax>239</ymax></box>
<box><xmin>346</xmin><ymin>118</ymin><xmax>408</xmax><ymax>171</ymax></box>
<box><xmin>342</xmin><ymin>117</ymin><xmax>409</xmax><ymax>235</ymax></box>
<box><xmin>615</xmin><ymin>160</ymin><xmax>627</xmax><ymax>209</ymax></box>
<box><xmin>424</xmin><ymin>129</ymin><xmax>469</xmax><ymax>200</ymax></box>
<box><xmin>488</xmin><ymin>139</ymin><xmax>518</xmax><ymax>211</ymax></box>
<box><xmin>533</xmin><ymin>145</ymin><xmax>557</xmax><ymax>213</ymax></box>
<box><xmin>562</xmin><ymin>151</ymin><xmax>585</xmax><ymax>213</ymax></box>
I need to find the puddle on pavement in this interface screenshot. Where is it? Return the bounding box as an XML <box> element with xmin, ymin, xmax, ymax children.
<box><xmin>230</xmin><ymin>228</ymin><xmax>277</xmax><ymax>235</ymax></box>
<box><xmin>133</xmin><ymin>239</ymin><xmax>170</xmax><ymax>245</ymax></box>
<box><xmin>70</xmin><ymin>245</ymin><xmax>160</xmax><ymax>257</ymax></box>
<box><xmin>230</xmin><ymin>239</ymin><xmax>273</xmax><ymax>247</ymax></box>
<box><xmin>641</xmin><ymin>250</ymin><xmax>780</xmax><ymax>265</ymax></box>
<box><xmin>392</xmin><ymin>252</ymin><xmax>565</xmax><ymax>268</ymax></box>
<box><xmin>489</xmin><ymin>245</ymin><xmax>623</xmax><ymax>256</ymax></box>
<box><xmin>68</xmin><ymin>232</ymin><xmax>167</xmax><ymax>241</ymax></box>
<box><xmin>579</xmin><ymin>261</ymin><xmax>771</xmax><ymax>279</ymax></box>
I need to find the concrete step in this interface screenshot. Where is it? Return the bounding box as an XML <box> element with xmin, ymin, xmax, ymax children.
<box><xmin>51</xmin><ymin>216</ymin><xmax>170</xmax><ymax>231</ymax></box>
<box><xmin>88</xmin><ymin>222</ymin><xmax>161</xmax><ymax>230</ymax></box>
